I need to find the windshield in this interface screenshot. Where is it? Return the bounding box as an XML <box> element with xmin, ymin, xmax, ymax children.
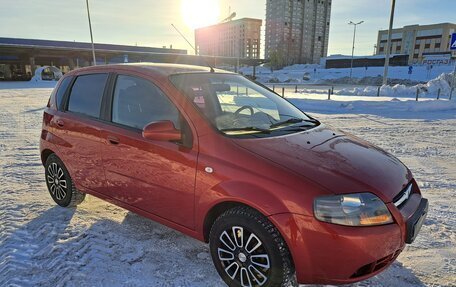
<box><xmin>170</xmin><ymin>73</ymin><xmax>318</xmax><ymax>137</ymax></box>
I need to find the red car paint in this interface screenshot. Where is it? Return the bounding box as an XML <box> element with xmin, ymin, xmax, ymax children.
<box><xmin>40</xmin><ymin>64</ymin><xmax>427</xmax><ymax>284</ymax></box>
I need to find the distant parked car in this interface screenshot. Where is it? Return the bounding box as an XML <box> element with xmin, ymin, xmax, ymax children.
<box><xmin>40</xmin><ymin>63</ymin><xmax>428</xmax><ymax>286</ymax></box>
<box><xmin>41</xmin><ymin>68</ymin><xmax>55</xmax><ymax>81</ymax></box>
<box><xmin>12</xmin><ymin>71</ymin><xmax>31</xmax><ymax>81</ymax></box>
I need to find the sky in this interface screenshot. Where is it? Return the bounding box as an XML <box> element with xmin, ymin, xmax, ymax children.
<box><xmin>0</xmin><ymin>0</ymin><xmax>455</xmax><ymax>57</ymax></box>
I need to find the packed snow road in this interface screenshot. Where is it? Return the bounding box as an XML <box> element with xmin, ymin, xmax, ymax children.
<box><xmin>0</xmin><ymin>86</ymin><xmax>455</xmax><ymax>287</ymax></box>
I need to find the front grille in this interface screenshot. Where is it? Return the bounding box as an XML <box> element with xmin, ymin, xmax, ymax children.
<box><xmin>393</xmin><ymin>183</ymin><xmax>413</xmax><ymax>208</ymax></box>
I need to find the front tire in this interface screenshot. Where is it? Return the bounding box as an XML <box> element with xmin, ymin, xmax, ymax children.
<box><xmin>44</xmin><ymin>154</ymin><xmax>85</xmax><ymax>207</ymax></box>
<box><xmin>209</xmin><ymin>206</ymin><xmax>297</xmax><ymax>287</ymax></box>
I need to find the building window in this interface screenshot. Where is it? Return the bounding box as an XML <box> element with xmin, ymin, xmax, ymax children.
<box><xmin>435</xmin><ymin>42</ymin><xmax>441</xmax><ymax>48</ymax></box>
<box><xmin>413</xmin><ymin>54</ymin><xmax>419</xmax><ymax>58</ymax></box>
<box><xmin>424</xmin><ymin>43</ymin><xmax>430</xmax><ymax>48</ymax></box>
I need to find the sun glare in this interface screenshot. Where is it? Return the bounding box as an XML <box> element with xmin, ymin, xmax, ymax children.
<box><xmin>181</xmin><ymin>0</ymin><xmax>220</xmax><ymax>29</ymax></box>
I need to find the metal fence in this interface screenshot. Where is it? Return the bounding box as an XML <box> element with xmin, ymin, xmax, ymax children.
<box><xmin>263</xmin><ymin>83</ymin><xmax>454</xmax><ymax>101</ymax></box>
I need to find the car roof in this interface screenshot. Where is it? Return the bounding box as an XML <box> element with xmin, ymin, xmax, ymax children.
<box><xmin>69</xmin><ymin>62</ymin><xmax>235</xmax><ymax>77</ymax></box>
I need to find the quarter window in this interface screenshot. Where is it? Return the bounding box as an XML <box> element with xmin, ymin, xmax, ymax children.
<box><xmin>55</xmin><ymin>76</ymin><xmax>72</xmax><ymax>110</ymax></box>
<box><xmin>67</xmin><ymin>74</ymin><xmax>108</xmax><ymax>118</ymax></box>
<box><xmin>112</xmin><ymin>75</ymin><xmax>180</xmax><ymax>130</ymax></box>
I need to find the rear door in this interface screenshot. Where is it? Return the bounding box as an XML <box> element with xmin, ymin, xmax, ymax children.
<box><xmin>99</xmin><ymin>73</ymin><xmax>198</xmax><ymax>229</ymax></box>
<box><xmin>52</xmin><ymin>73</ymin><xmax>108</xmax><ymax>193</ymax></box>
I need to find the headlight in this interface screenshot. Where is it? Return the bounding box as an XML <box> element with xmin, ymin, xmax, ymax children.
<box><xmin>314</xmin><ymin>193</ymin><xmax>393</xmax><ymax>226</ymax></box>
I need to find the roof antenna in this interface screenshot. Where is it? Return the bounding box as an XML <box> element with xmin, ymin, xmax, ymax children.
<box><xmin>171</xmin><ymin>23</ymin><xmax>215</xmax><ymax>72</ymax></box>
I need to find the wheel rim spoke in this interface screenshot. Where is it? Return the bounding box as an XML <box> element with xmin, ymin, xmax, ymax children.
<box><xmin>232</xmin><ymin>226</ymin><xmax>244</xmax><ymax>248</ymax></box>
<box><xmin>57</xmin><ymin>168</ymin><xmax>64</xmax><ymax>179</ymax></box>
<box><xmin>61</xmin><ymin>187</ymin><xmax>67</xmax><ymax>199</ymax></box>
<box><xmin>250</xmin><ymin>254</ymin><xmax>270</xmax><ymax>269</ymax></box>
<box><xmin>56</xmin><ymin>186</ymin><xmax>64</xmax><ymax>200</ymax></box>
<box><xmin>248</xmin><ymin>265</ymin><xmax>268</xmax><ymax>286</ymax></box>
<box><xmin>245</xmin><ymin>233</ymin><xmax>262</xmax><ymax>254</ymax></box>
<box><xmin>59</xmin><ymin>179</ymin><xmax>67</xmax><ymax>189</ymax></box>
<box><xmin>220</xmin><ymin>230</ymin><xmax>236</xmax><ymax>251</ymax></box>
<box><xmin>225</xmin><ymin>262</ymin><xmax>240</xmax><ymax>279</ymax></box>
<box><xmin>55</xmin><ymin>186</ymin><xmax>61</xmax><ymax>199</ymax></box>
<box><xmin>50</xmin><ymin>183</ymin><xmax>56</xmax><ymax>195</ymax></box>
<box><xmin>218</xmin><ymin>248</ymin><xmax>235</xmax><ymax>261</ymax></box>
<box><xmin>240</xmin><ymin>267</ymin><xmax>252</xmax><ymax>287</ymax></box>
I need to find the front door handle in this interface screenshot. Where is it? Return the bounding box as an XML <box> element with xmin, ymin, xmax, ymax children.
<box><xmin>56</xmin><ymin>119</ymin><xmax>64</xmax><ymax>127</ymax></box>
<box><xmin>107</xmin><ymin>135</ymin><xmax>120</xmax><ymax>145</ymax></box>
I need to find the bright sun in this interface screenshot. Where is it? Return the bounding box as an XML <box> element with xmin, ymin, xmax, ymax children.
<box><xmin>181</xmin><ymin>0</ymin><xmax>220</xmax><ymax>29</ymax></box>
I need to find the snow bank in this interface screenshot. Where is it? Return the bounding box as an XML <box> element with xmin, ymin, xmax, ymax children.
<box><xmin>281</xmin><ymin>63</ymin><xmax>321</xmax><ymax>71</ymax></box>
<box><xmin>336</xmin><ymin>72</ymin><xmax>455</xmax><ymax>98</ymax></box>
<box><xmin>288</xmin><ymin>96</ymin><xmax>456</xmax><ymax>118</ymax></box>
<box><xmin>240</xmin><ymin>63</ymin><xmax>454</xmax><ymax>85</ymax></box>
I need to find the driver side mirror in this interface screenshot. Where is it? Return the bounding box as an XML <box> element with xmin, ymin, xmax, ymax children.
<box><xmin>142</xmin><ymin>121</ymin><xmax>181</xmax><ymax>142</ymax></box>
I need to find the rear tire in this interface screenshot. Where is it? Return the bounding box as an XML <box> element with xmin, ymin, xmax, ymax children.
<box><xmin>44</xmin><ymin>154</ymin><xmax>85</xmax><ymax>207</ymax></box>
<box><xmin>209</xmin><ymin>206</ymin><xmax>297</xmax><ymax>287</ymax></box>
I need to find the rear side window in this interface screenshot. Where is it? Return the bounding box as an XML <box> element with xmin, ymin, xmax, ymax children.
<box><xmin>55</xmin><ymin>76</ymin><xmax>72</xmax><ymax>110</ymax></box>
<box><xmin>112</xmin><ymin>75</ymin><xmax>180</xmax><ymax>129</ymax></box>
<box><xmin>68</xmin><ymin>73</ymin><xmax>108</xmax><ymax>118</ymax></box>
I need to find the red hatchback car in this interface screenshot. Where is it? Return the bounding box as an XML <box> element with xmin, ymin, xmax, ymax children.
<box><xmin>40</xmin><ymin>63</ymin><xmax>428</xmax><ymax>286</ymax></box>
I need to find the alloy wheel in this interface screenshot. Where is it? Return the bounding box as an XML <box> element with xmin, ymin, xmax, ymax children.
<box><xmin>217</xmin><ymin>226</ymin><xmax>271</xmax><ymax>286</ymax></box>
<box><xmin>46</xmin><ymin>162</ymin><xmax>68</xmax><ymax>200</ymax></box>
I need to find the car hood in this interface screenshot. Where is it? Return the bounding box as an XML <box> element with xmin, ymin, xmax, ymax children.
<box><xmin>234</xmin><ymin>125</ymin><xmax>412</xmax><ymax>203</ymax></box>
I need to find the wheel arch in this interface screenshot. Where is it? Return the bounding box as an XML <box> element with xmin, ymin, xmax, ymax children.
<box><xmin>200</xmin><ymin>180</ymin><xmax>292</xmax><ymax>243</ymax></box>
<box><xmin>202</xmin><ymin>201</ymin><xmax>250</xmax><ymax>243</ymax></box>
<box><xmin>41</xmin><ymin>148</ymin><xmax>55</xmax><ymax>166</ymax></box>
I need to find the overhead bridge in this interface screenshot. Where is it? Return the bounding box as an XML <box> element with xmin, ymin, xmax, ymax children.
<box><xmin>0</xmin><ymin>37</ymin><xmax>266</xmax><ymax>80</ymax></box>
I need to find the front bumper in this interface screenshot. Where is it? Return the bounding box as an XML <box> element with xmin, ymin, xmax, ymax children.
<box><xmin>405</xmin><ymin>198</ymin><xmax>428</xmax><ymax>244</ymax></box>
<box><xmin>269</xmin><ymin>196</ymin><xmax>428</xmax><ymax>284</ymax></box>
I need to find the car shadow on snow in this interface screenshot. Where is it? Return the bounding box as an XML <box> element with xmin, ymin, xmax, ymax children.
<box><xmin>0</xmin><ymin>204</ymin><xmax>225</xmax><ymax>286</ymax></box>
<box><xmin>0</xmin><ymin>206</ymin><xmax>77</xmax><ymax>286</ymax></box>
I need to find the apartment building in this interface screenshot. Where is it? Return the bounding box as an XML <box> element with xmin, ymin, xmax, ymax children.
<box><xmin>265</xmin><ymin>0</ymin><xmax>332</xmax><ymax>66</ymax></box>
<box><xmin>376</xmin><ymin>22</ymin><xmax>456</xmax><ymax>64</ymax></box>
<box><xmin>195</xmin><ymin>18</ymin><xmax>262</xmax><ymax>59</ymax></box>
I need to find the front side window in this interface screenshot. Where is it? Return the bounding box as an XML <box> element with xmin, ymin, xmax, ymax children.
<box><xmin>112</xmin><ymin>75</ymin><xmax>180</xmax><ymax>130</ymax></box>
<box><xmin>67</xmin><ymin>73</ymin><xmax>108</xmax><ymax>118</ymax></box>
<box><xmin>170</xmin><ymin>73</ymin><xmax>318</xmax><ymax>137</ymax></box>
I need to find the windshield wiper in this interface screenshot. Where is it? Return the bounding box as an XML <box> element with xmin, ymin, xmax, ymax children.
<box><xmin>221</xmin><ymin>127</ymin><xmax>271</xmax><ymax>134</ymax></box>
<box><xmin>270</xmin><ymin>117</ymin><xmax>319</xmax><ymax>128</ymax></box>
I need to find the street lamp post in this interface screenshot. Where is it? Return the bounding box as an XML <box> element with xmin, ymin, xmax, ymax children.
<box><xmin>382</xmin><ymin>0</ymin><xmax>396</xmax><ymax>85</ymax></box>
<box><xmin>348</xmin><ymin>21</ymin><xmax>364</xmax><ymax>80</ymax></box>
<box><xmin>86</xmin><ymin>0</ymin><xmax>97</xmax><ymax>66</ymax></box>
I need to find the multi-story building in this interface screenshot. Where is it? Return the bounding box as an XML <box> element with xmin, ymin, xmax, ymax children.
<box><xmin>195</xmin><ymin>18</ymin><xmax>262</xmax><ymax>59</ymax></box>
<box><xmin>376</xmin><ymin>22</ymin><xmax>456</xmax><ymax>64</ymax></box>
<box><xmin>265</xmin><ymin>0</ymin><xmax>331</xmax><ymax>66</ymax></box>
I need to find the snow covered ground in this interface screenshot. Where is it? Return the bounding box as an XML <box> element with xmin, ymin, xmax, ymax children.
<box><xmin>0</xmin><ymin>82</ymin><xmax>455</xmax><ymax>287</ymax></box>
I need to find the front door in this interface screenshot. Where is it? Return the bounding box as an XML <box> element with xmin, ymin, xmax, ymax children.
<box><xmin>99</xmin><ymin>74</ymin><xmax>198</xmax><ymax>229</ymax></box>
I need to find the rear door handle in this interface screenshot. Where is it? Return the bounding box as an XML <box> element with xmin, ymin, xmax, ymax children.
<box><xmin>56</xmin><ymin>119</ymin><xmax>64</xmax><ymax>127</ymax></box>
<box><xmin>107</xmin><ymin>135</ymin><xmax>120</xmax><ymax>145</ymax></box>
